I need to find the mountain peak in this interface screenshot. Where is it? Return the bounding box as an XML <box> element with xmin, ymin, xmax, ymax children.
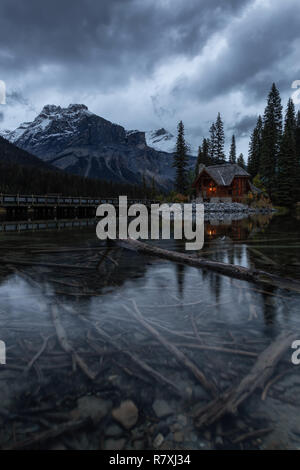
<box><xmin>41</xmin><ymin>104</ymin><xmax>62</xmax><ymax>115</ymax></box>
<box><xmin>67</xmin><ymin>104</ymin><xmax>88</xmax><ymax>112</ymax></box>
<box><xmin>41</xmin><ymin>103</ymin><xmax>89</xmax><ymax>116</ymax></box>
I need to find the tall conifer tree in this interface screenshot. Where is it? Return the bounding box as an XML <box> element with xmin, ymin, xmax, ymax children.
<box><xmin>229</xmin><ymin>135</ymin><xmax>236</xmax><ymax>163</ymax></box>
<box><xmin>202</xmin><ymin>138</ymin><xmax>210</xmax><ymax>165</ymax></box>
<box><xmin>237</xmin><ymin>153</ymin><xmax>246</xmax><ymax>169</ymax></box>
<box><xmin>209</xmin><ymin>123</ymin><xmax>217</xmax><ymax>161</ymax></box>
<box><xmin>295</xmin><ymin>111</ymin><xmax>300</xmax><ymax>202</ymax></box>
<box><xmin>260</xmin><ymin>83</ymin><xmax>282</xmax><ymax>196</ymax></box>
<box><xmin>276</xmin><ymin>99</ymin><xmax>297</xmax><ymax>207</ymax></box>
<box><xmin>215</xmin><ymin>112</ymin><xmax>225</xmax><ymax>162</ymax></box>
<box><xmin>248</xmin><ymin>115</ymin><xmax>263</xmax><ymax>178</ymax></box>
<box><xmin>172</xmin><ymin>120</ymin><xmax>189</xmax><ymax>193</ymax></box>
<box><xmin>195</xmin><ymin>145</ymin><xmax>203</xmax><ymax>175</ymax></box>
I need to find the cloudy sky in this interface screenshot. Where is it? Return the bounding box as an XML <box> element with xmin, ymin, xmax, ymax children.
<box><xmin>0</xmin><ymin>0</ymin><xmax>299</xmax><ymax>157</ymax></box>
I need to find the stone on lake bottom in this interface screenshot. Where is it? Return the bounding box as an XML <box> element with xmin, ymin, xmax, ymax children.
<box><xmin>152</xmin><ymin>399</ymin><xmax>173</xmax><ymax>418</ymax></box>
<box><xmin>70</xmin><ymin>396</ymin><xmax>112</xmax><ymax>425</ymax></box>
<box><xmin>112</xmin><ymin>400</ymin><xmax>138</xmax><ymax>429</ymax></box>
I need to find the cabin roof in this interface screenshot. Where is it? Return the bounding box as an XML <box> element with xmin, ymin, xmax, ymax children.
<box><xmin>197</xmin><ymin>164</ymin><xmax>250</xmax><ymax>186</ymax></box>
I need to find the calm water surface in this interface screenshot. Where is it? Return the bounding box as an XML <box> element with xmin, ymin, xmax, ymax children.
<box><xmin>0</xmin><ymin>213</ymin><xmax>299</xmax><ymax>449</ymax></box>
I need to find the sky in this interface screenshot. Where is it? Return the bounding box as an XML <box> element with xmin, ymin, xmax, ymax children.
<box><xmin>0</xmin><ymin>0</ymin><xmax>299</xmax><ymax>157</ymax></box>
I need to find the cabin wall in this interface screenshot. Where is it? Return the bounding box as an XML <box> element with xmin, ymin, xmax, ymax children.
<box><xmin>195</xmin><ymin>175</ymin><xmax>250</xmax><ymax>203</ymax></box>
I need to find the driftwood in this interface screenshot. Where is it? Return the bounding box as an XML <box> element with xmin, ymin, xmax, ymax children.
<box><xmin>232</xmin><ymin>427</ymin><xmax>273</xmax><ymax>444</ymax></box>
<box><xmin>2</xmin><ymin>259</ymin><xmax>95</xmax><ymax>270</ymax></box>
<box><xmin>194</xmin><ymin>332</ymin><xmax>296</xmax><ymax>429</ymax></box>
<box><xmin>30</xmin><ymin>247</ymin><xmax>109</xmax><ymax>254</ymax></box>
<box><xmin>124</xmin><ymin>300</ymin><xmax>218</xmax><ymax>398</ymax></box>
<box><xmin>82</xmin><ymin>317</ymin><xmax>182</xmax><ymax>397</ymax></box>
<box><xmin>51</xmin><ymin>305</ymin><xmax>96</xmax><ymax>381</ymax></box>
<box><xmin>116</xmin><ymin>238</ymin><xmax>300</xmax><ymax>292</ymax></box>
<box><xmin>247</xmin><ymin>247</ymin><xmax>277</xmax><ymax>266</ymax></box>
<box><xmin>169</xmin><ymin>342</ymin><xmax>258</xmax><ymax>358</ymax></box>
<box><xmin>261</xmin><ymin>370</ymin><xmax>290</xmax><ymax>401</ymax></box>
<box><xmin>5</xmin><ymin>418</ymin><xmax>91</xmax><ymax>450</ymax></box>
<box><xmin>23</xmin><ymin>335</ymin><xmax>51</xmax><ymax>375</ymax></box>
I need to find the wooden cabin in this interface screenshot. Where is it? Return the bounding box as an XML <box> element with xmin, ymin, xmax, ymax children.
<box><xmin>193</xmin><ymin>164</ymin><xmax>251</xmax><ymax>203</ymax></box>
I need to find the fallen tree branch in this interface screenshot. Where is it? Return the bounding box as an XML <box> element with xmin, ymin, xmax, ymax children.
<box><xmin>2</xmin><ymin>259</ymin><xmax>95</xmax><ymax>270</ymax></box>
<box><xmin>124</xmin><ymin>300</ymin><xmax>218</xmax><ymax>398</ymax></box>
<box><xmin>51</xmin><ymin>304</ymin><xmax>96</xmax><ymax>381</ymax></box>
<box><xmin>83</xmin><ymin>318</ymin><xmax>183</xmax><ymax>397</ymax></box>
<box><xmin>115</xmin><ymin>238</ymin><xmax>300</xmax><ymax>292</ymax></box>
<box><xmin>23</xmin><ymin>335</ymin><xmax>51</xmax><ymax>375</ymax></box>
<box><xmin>194</xmin><ymin>332</ymin><xmax>296</xmax><ymax>429</ymax></box>
<box><xmin>232</xmin><ymin>426</ymin><xmax>273</xmax><ymax>444</ymax></box>
<box><xmin>261</xmin><ymin>370</ymin><xmax>289</xmax><ymax>401</ymax></box>
<box><xmin>5</xmin><ymin>418</ymin><xmax>91</xmax><ymax>450</ymax></box>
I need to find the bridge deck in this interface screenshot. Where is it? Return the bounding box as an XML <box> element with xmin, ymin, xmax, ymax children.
<box><xmin>0</xmin><ymin>194</ymin><xmax>159</xmax><ymax>207</ymax></box>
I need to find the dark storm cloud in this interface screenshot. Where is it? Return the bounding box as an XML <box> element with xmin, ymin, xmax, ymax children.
<box><xmin>228</xmin><ymin>115</ymin><xmax>258</xmax><ymax>138</ymax></box>
<box><xmin>0</xmin><ymin>0</ymin><xmax>299</xmax><ymax>157</ymax></box>
<box><xmin>6</xmin><ymin>91</ymin><xmax>29</xmax><ymax>106</ymax></box>
<box><xmin>0</xmin><ymin>0</ymin><xmax>252</xmax><ymax>89</ymax></box>
<box><xmin>187</xmin><ymin>1</ymin><xmax>300</xmax><ymax>102</ymax></box>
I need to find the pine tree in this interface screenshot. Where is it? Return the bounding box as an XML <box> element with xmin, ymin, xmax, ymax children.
<box><xmin>208</xmin><ymin>123</ymin><xmax>217</xmax><ymax>161</ymax></box>
<box><xmin>142</xmin><ymin>173</ymin><xmax>147</xmax><ymax>198</ymax></box>
<box><xmin>151</xmin><ymin>176</ymin><xmax>156</xmax><ymax>199</ymax></box>
<box><xmin>215</xmin><ymin>112</ymin><xmax>225</xmax><ymax>162</ymax></box>
<box><xmin>260</xmin><ymin>83</ymin><xmax>282</xmax><ymax>197</ymax></box>
<box><xmin>229</xmin><ymin>135</ymin><xmax>236</xmax><ymax>163</ymax></box>
<box><xmin>195</xmin><ymin>145</ymin><xmax>203</xmax><ymax>175</ymax></box>
<box><xmin>237</xmin><ymin>153</ymin><xmax>246</xmax><ymax>169</ymax></box>
<box><xmin>295</xmin><ymin>111</ymin><xmax>300</xmax><ymax>202</ymax></box>
<box><xmin>172</xmin><ymin>120</ymin><xmax>189</xmax><ymax>193</ymax></box>
<box><xmin>202</xmin><ymin>138</ymin><xmax>210</xmax><ymax>165</ymax></box>
<box><xmin>248</xmin><ymin>115</ymin><xmax>263</xmax><ymax>178</ymax></box>
<box><xmin>195</xmin><ymin>138</ymin><xmax>210</xmax><ymax>175</ymax></box>
<box><xmin>296</xmin><ymin>111</ymin><xmax>300</xmax><ymax>160</ymax></box>
<box><xmin>276</xmin><ymin>99</ymin><xmax>297</xmax><ymax>207</ymax></box>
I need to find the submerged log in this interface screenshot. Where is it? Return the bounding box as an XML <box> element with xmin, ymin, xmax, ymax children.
<box><xmin>124</xmin><ymin>300</ymin><xmax>218</xmax><ymax>398</ymax></box>
<box><xmin>193</xmin><ymin>332</ymin><xmax>296</xmax><ymax>429</ymax></box>
<box><xmin>5</xmin><ymin>418</ymin><xmax>91</xmax><ymax>450</ymax></box>
<box><xmin>1</xmin><ymin>259</ymin><xmax>95</xmax><ymax>270</ymax></box>
<box><xmin>51</xmin><ymin>305</ymin><xmax>96</xmax><ymax>381</ymax></box>
<box><xmin>116</xmin><ymin>238</ymin><xmax>300</xmax><ymax>292</ymax></box>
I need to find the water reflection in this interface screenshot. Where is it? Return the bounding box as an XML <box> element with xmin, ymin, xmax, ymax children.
<box><xmin>0</xmin><ymin>213</ymin><xmax>299</xmax><ymax>449</ymax></box>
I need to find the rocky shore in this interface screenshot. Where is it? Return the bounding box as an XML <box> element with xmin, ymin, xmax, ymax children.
<box><xmin>192</xmin><ymin>201</ymin><xmax>275</xmax><ymax>214</ymax></box>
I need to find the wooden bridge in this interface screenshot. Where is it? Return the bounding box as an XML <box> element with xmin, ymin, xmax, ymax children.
<box><xmin>0</xmin><ymin>194</ymin><xmax>159</xmax><ymax>218</ymax></box>
<box><xmin>0</xmin><ymin>217</ymin><xmax>98</xmax><ymax>233</ymax></box>
<box><xmin>0</xmin><ymin>194</ymin><xmax>159</xmax><ymax>207</ymax></box>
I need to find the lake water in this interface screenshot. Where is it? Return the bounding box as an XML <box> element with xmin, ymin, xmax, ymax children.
<box><xmin>0</xmin><ymin>213</ymin><xmax>299</xmax><ymax>450</ymax></box>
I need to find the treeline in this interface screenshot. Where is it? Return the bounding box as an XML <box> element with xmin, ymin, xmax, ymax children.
<box><xmin>0</xmin><ymin>160</ymin><xmax>147</xmax><ymax>198</ymax></box>
<box><xmin>195</xmin><ymin>113</ymin><xmax>246</xmax><ymax>173</ymax></box>
<box><xmin>173</xmin><ymin>83</ymin><xmax>300</xmax><ymax>207</ymax></box>
<box><xmin>247</xmin><ymin>83</ymin><xmax>300</xmax><ymax>207</ymax></box>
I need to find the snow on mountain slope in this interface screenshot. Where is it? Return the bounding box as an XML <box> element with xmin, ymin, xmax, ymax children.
<box><xmin>1</xmin><ymin>105</ymin><xmax>196</xmax><ymax>189</ymax></box>
<box><xmin>146</xmin><ymin>128</ymin><xmax>197</xmax><ymax>155</ymax></box>
<box><xmin>145</xmin><ymin>128</ymin><xmax>176</xmax><ymax>153</ymax></box>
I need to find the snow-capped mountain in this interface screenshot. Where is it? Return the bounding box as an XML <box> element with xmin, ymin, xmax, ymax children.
<box><xmin>2</xmin><ymin>104</ymin><xmax>195</xmax><ymax>189</ymax></box>
<box><xmin>146</xmin><ymin>128</ymin><xmax>198</xmax><ymax>156</ymax></box>
<box><xmin>145</xmin><ymin>128</ymin><xmax>176</xmax><ymax>153</ymax></box>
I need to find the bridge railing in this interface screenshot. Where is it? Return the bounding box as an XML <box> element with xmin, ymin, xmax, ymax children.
<box><xmin>0</xmin><ymin>194</ymin><xmax>160</xmax><ymax>207</ymax></box>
